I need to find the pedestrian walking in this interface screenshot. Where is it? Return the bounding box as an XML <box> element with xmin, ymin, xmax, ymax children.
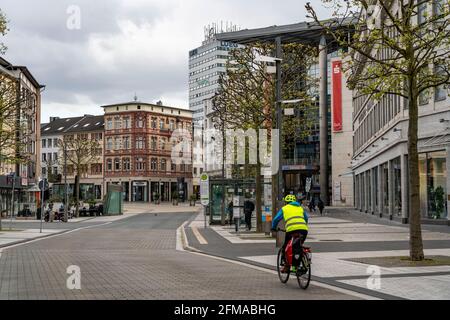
<box><xmin>227</xmin><ymin>201</ymin><xmax>233</xmax><ymax>226</ymax></box>
<box><xmin>243</xmin><ymin>198</ymin><xmax>255</xmax><ymax>231</ymax></box>
<box><xmin>317</xmin><ymin>198</ymin><xmax>325</xmax><ymax>216</ymax></box>
<box><xmin>308</xmin><ymin>197</ymin><xmax>316</xmax><ymax>213</ymax></box>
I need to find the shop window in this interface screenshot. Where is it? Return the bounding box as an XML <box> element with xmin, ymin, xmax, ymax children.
<box><xmin>392</xmin><ymin>157</ymin><xmax>402</xmax><ymax>216</ymax></box>
<box><xmin>382</xmin><ymin>163</ymin><xmax>389</xmax><ymax>214</ymax></box>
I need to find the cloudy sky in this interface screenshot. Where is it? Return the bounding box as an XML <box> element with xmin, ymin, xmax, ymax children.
<box><xmin>1</xmin><ymin>0</ymin><xmax>331</xmax><ymax>123</ymax></box>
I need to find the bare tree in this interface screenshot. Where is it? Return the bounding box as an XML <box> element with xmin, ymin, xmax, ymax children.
<box><xmin>58</xmin><ymin>135</ymin><xmax>100</xmax><ymax>217</ymax></box>
<box><xmin>306</xmin><ymin>0</ymin><xmax>450</xmax><ymax>260</ymax></box>
<box><xmin>212</xmin><ymin>42</ymin><xmax>317</xmax><ymax>232</ymax></box>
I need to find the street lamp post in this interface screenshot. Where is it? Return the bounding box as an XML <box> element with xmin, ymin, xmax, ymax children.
<box><xmin>9</xmin><ymin>172</ymin><xmax>16</xmax><ymax>231</ymax></box>
<box><xmin>63</xmin><ymin>140</ymin><xmax>69</xmax><ymax>222</ymax></box>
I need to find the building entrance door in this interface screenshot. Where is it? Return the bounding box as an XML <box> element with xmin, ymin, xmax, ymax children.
<box><xmin>133</xmin><ymin>182</ymin><xmax>148</xmax><ymax>202</ymax></box>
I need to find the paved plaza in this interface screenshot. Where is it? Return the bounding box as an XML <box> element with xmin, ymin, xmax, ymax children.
<box><xmin>184</xmin><ymin>210</ymin><xmax>450</xmax><ymax>300</ymax></box>
<box><xmin>0</xmin><ymin>210</ymin><xmax>355</xmax><ymax>300</ymax></box>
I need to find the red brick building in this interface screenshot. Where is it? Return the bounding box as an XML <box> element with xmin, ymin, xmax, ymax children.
<box><xmin>102</xmin><ymin>101</ymin><xmax>193</xmax><ymax>202</ymax></box>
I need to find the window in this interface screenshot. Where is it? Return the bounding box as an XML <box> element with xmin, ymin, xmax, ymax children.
<box><xmin>42</xmin><ymin>167</ymin><xmax>47</xmax><ymax>176</ymax></box>
<box><xmin>123</xmin><ymin>136</ymin><xmax>130</xmax><ymax>149</ymax></box>
<box><xmin>114</xmin><ymin>158</ymin><xmax>121</xmax><ymax>171</ymax></box>
<box><xmin>136</xmin><ymin>158</ymin><xmax>145</xmax><ymax>171</ymax></box>
<box><xmin>114</xmin><ymin>117</ymin><xmax>122</xmax><ymax>129</ymax></box>
<box><xmin>123</xmin><ymin>117</ymin><xmax>131</xmax><ymax>129</ymax></box>
<box><xmin>171</xmin><ymin>163</ymin><xmax>176</xmax><ymax>172</ymax></box>
<box><xmin>91</xmin><ymin>164</ymin><xmax>102</xmax><ymax>175</ymax></box>
<box><xmin>160</xmin><ymin>159</ymin><xmax>167</xmax><ymax>171</ymax></box>
<box><xmin>160</xmin><ymin>137</ymin><xmax>166</xmax><ymax>150</ymax></box>
<box><xmin>136</xmin><ymin>137</ymin><xmax>145</xmax><ymax>149</ymax></box>
<box><xmin>434</xmin><ymin>0</ymin><xmax>446</xmax><ymax>15</ymax></box>
<box><xmin>107</xmin><ymin>159</ymin><xmax>112</xmax><ymax>171</ymax></box>
<box><xmin>106</xmin><ymin>118</ymin><xmax>113</xmax><ymax>130</ymax></box>
<box><xmin>159</xmin><ymin>119</ymin><xmax>165</xmax><ymax>130</ymax></box>
<box><xmin>151</xmin><ymin>158</ymin><xmax>158</xmax><ymax>171</ymax></box>
<box><xmin>170</xmin><ymin>120</ymin><xmax>175</xmax><ymax>130</ymax></box>
<box><xmin>106</xmin><ymin>138</ymin><xmax>113</xmax><ymax>150</ymax></box>
<box><xmin>53</xmin><ymin>153</ymin><xmax>58</xmax><ymax>162</ymax></box>
<box><xmin>151</xmin><ymin>117</ymin><xmax>157</xmax><ymax>129</ymax></box>
<box><xmin>180</xmin><ymin>164</ymin><xmax>186</xmax><ymax>172</ymax></box>
<box><xmin>151</xmin><ymin>137</ymin><xmax>157</xmax><ymax>150</ymax></box>
<box><xmin>53</xmin><ymin>138</ymin><xmax>59</xmax><ymax>147</ymax></box>
<box><xmin>42</xmin><ymin>139</ymin><xmax>46</xmax><ymax>148</ymax></box>
<box><xmin>136</xmin><ymin>117</ymin><xmax>144</xmax><ymax>128</ymax></box>
<box><xmin>42</xmin><ymin>153</ymin><xmax>47</xmax><ymax>162</ymax></box>
<box><xmin>194</xmin><ymin>167</ymin><xmax>197</xmax><ymax>175</ymax></box>
<box><xmin>92</xmin><ymin>133</ymin><xmax>102</xmax><ymax>141</ymax></box>
<box><xmin>123</xmin><ymin>158</ymin><xmax>131</xmax><ymax>171</ymax></box>
<box><xmin>418</xmin><ymin>2</ymin><xmax>428</xmax><ymax>25</ymax></box>
<box><xmin>435</xmin><ymin>65</ymin><xmax>447</xmax><ymax>101</ymax></box>
<box><xmin>47</xmin><ymin>139</ymin><xmax>52</xmax><ymax>148</ymax></box>
<box><xmin>114</xmin><ymin>138</ymin><xmax>120</xmax><ymax>150</ymax></box>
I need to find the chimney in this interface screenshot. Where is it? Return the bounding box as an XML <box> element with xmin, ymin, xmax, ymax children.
<box><xmin>156</xmin><ymin>101</ymin><xmax>163</xmax><ymax>106</ymax></box>
<box><xmin>49</xmin><ymin>117</ymin><xmax>60</xmax><ymax>122</ymax></box>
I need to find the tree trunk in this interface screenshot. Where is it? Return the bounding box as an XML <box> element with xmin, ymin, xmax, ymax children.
<box><xmin>408</xmin><ymin>77</ymin><xmax>425</xmax><ymax>261</ymax></box>
<box><xmin>75</xmin><ymin>174</ymin><xmax>80</xmax><ymax>218</ymax></box>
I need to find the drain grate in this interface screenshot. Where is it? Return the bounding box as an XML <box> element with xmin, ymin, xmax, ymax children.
<box><xmin>320</xmin><ymin>239</ymin><xmax>343</xmax><ymax>242</ymax></box>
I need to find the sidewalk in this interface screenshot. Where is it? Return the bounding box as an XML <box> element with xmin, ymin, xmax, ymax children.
<box><xmin>183</xmin><ymin>209</ymin><xmax>450</xmax><ymax>300</ymax></box>
<box><xmin>124</xmin><ymin>202</ymin><xmax>202</xmax><ymax>214</ymax></box>
<box><xmin>0</xmin><ymin>228</ymin><xmax>67</xmax><ymax>248</ymax></box>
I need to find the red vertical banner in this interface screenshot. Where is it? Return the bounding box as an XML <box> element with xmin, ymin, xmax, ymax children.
<box><xmin>332</xmin><ymin>60</ymin><xmax>343</xmax><ymax>132</ymax></box>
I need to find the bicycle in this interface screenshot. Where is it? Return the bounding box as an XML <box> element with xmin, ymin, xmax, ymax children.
<box><xmin>276</xmin><ymin>228</ymin><xmax>312</xmax><ymax>290</ymax></box>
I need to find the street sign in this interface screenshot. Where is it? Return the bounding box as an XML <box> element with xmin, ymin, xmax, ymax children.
<box><xmin>39</xmin><ymin>179</ymin><xmax>49</xmax><ymax>191</ymax></box>
<box><xmin>200</xmin><ymin>173</ymin><xmax>209</xmax><ymax>206</ymax></box>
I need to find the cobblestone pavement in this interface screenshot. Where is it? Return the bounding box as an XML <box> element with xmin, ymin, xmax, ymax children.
<box><xmin>0</xmin><ymin>212</ymin><xmax>355</xmax><ymax>300</ymax></box>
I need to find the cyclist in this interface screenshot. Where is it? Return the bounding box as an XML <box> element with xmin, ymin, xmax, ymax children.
<box><xmin>272</xmin><ymin>194</ymin><xmax>309</xmax><ymax>273</ymax></box>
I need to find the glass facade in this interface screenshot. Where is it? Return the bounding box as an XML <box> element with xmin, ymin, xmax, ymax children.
<box><xmin>392</xmin><ymin>157</ymin><xmax>402</xmax><ymax>216</ymax></box>
<box><xmin>419</xmin><ymin>151</ymin><xmax>448</xmax><ymax>219</ymax></box>
<box><xmin>382</xmin><ymin>163</ymin><xmax>389</xmax><ymax>214</ymax></box>
<box><xmin>355</xmin><ymin>151</ymin><xmax>448</xmax><ymax>221</ymax></box>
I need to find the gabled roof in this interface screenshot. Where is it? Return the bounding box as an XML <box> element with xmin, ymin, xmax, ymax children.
<box><xmin>65</xmin><ymin>115</ymin><xmax>104</xmax><ymax>133</ymax></box>
<box><xmin>0</xmin><ymin>56</ymin><xmax>45</xmax><ymax>88</ymax></box>
<box><xmin>41</xmin><ymin>117</ymin><xmax>84</xmax><ymax>136</ymax></box>
<box><xmin>41</xmin><ymin>115</ymin><xmax>105</xmax><ymax>136</ymax></box>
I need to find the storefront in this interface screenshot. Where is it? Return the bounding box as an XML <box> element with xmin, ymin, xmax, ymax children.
<box><xmin>419</xmin><ymin>151</ymin><xmax>448</xmax><ymax>219</ymax></box>
<box><xmin>355</xmin><ymin>149</ymin><xmax>449</xmax><ymax>222</ymax></box>
<box><xmin>132</xmin><ymin>181</ymin><xmax>148</xmax><ymax>202</ymax></box>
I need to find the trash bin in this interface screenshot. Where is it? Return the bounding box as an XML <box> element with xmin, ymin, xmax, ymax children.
<box><xmin>36</xmin><ymin>208</ymin><xmax>41</xmax><ymax>220</ymax></box>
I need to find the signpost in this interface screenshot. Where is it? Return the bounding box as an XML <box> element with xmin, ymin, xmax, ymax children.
<box><xmin>200</xmin><ymin>173</ymin><xmax>209</xmax><ymax>228</ymax></box>
<box><xmin>39</xmin><ymin>178</ymin><xmax>49</xmax><ymax>233</ymax></box>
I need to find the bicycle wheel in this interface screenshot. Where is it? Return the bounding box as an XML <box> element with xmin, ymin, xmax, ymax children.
<box><xmin>277</xmin><ymin>248</ymin><xmax>290</xmax><ymax>284</ymax></box>
<box><xmin>296</xmin><ymin>255</ymin><xmax>311</xmax><ymax>290</ymax></box>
